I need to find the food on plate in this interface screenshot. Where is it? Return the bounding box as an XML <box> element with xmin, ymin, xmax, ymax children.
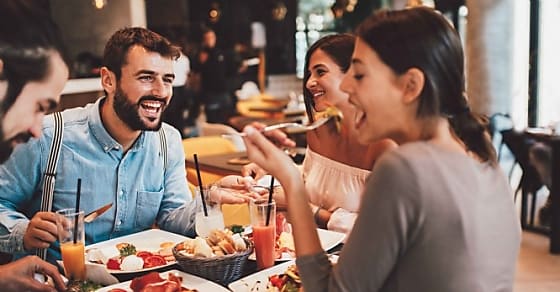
<box><xmin>232</xmin><ymin>233</ymin><xmax>247</xmax><ymax>251</ymax></box>
<box><xmin>277</xmin><ymin>232</ymin><xmax>295</xmax><ymax>251</ymax></box>
<box><xmin>159</xmin><ymin>241</ymin><xmax>174</xmax><ymax>249</ymax></box>
<box><xmin>228</xmin><ymin>224</ymin><xmax>245</xmax><ymax>234</ymax></box>
<box><xmin>86</xmin><ymin>248</ymin><xmax>108</xmax><ymax>264</ymax></box>
<box><xmin>121</xmin><ymin>272</ymin><xmax>198</xmax><ymax>292</ymax></box>
<box><xmin>117</xmin><ymin>243</ymin><xmax>137</xmax><ymax>257</ymax></box>
<box><xmin>267</xmin><ymin>265</ymin><xmax>302</xmax><ymax>292</ymax></box>
<box><xmin>65</xmin><ymin>279</ymin><xmax>104</xmax><ymax>292</ymax></box>
<box><xmin>175</xmin><ymin>229</ymin><xmax>249</xmax><ymax>258</ymax></box>
<box><xmin>120</xmin><ymin>255</ymin><xmax>144</xmax><ymax>271</ymax></box>
<box><xmin>88</xmin><ymin>242</ymin><xmax>174</xmax><ymax>271</ymax></box>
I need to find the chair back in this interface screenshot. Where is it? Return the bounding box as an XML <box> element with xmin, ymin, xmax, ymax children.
<box><xmin>182</xmin><ymin>136</ymin><xmax>250</xmax><ymax>227</ymax></box>
<box><xmin>501</xmin><ymin>129</ymin><xmax>543</xmax><ymax>194</ymax></box>
<box><xmin>183</xmin><ymin>136</ymin><xmax>238</xmax><ymax>185</ymax></box>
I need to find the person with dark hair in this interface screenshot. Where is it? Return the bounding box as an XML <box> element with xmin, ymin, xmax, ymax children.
<box><xmin>233</xmin><ymin>34</ymin><xmax>396</xmax><ymax>234</ymax></box>
<box><xmin>241</xmin><ymin>7</ymin><xmax>519</xmax><ymax>291</ymax></box>
<box><xmin>0</xmin><ymin>0</ymin><xmax>68</xmax><ymax>290</ymax></box>
<box><xmin>0</xmin><ymin>27</ymin><xmax>244</xmax><ymax>266</ymax></box>
<box><xmin>0</xmin><ymin>0</ymin><xmax>68</xmax><ymax>162</ymax></box>
<box><xmin>190</xmin><ymin>27</ymin><xmax>234</xmax><ymax>124</ymax></box>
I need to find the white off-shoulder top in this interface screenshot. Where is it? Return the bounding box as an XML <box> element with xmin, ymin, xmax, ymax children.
<box><xmin>302</xmin><ymin>147</ymin><xmax>370</xmax><ymax>234</ymax></box>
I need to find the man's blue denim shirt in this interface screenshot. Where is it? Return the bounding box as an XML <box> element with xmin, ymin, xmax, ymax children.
<box><xmin>0</xmin><ymin>97</ymin><xmax>196</xmax><ymax>262</ymax></box>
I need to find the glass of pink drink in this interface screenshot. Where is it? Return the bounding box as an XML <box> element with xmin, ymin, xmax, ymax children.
<box><xmin>249</xmin><ymin>199</ymin><xmax>276</xmax><ymax>270</ymax></box>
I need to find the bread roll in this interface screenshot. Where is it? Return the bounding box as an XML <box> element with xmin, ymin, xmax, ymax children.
<box><xmin>193</xmin><ymin>237</ymin><xmax>213</xmax><ymax>257</ymax></box>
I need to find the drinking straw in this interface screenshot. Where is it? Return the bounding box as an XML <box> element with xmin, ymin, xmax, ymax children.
<box><xmin>73</xmin><ymin>178</ymin><xmax>81</xmax><ymax>244</ymax></box>
<box><xmin>265</xmin><ymin>177</ymin><xmax>275</xmax><ymax>226</ymax></box>
<box><xmin>193</xmin><ymin>154</ymin><xmax>208</xmax><ymax>216</ymax></box>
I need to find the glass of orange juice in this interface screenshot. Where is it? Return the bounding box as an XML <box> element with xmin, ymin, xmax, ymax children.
<box><xmin>249</xmin><ymin>198</ymin><xmax>276</xmax><ymax>270</ymax></box>
<box><xmin>56</xmin><ymin>208</ymin><xmax>86</xmax><ymax>281</ymax></box>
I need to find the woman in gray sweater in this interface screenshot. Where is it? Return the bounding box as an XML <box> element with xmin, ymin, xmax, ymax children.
<box><xmin>241</xmin><ymin>6</ymin><xmax>520</xmax><ymax>292</ymax></box>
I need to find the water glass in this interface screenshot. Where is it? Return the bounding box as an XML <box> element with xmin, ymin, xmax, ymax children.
<box><xmin>194</xmin><ymin>185</ymin><xmax>225</xmax><ymax>238</ymax></box>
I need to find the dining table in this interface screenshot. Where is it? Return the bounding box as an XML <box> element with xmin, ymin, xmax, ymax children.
<box><xmin>524</xmin><ymin>128</ymin><xmax>560</xmax><ymax>254</ymax></box>
<box><xmin>185</xmin><ymin>151</ymin><xmax>249</xmax><ymax>178</ymax></box>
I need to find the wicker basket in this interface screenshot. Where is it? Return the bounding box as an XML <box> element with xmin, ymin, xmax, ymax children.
<box><xmin>172</xmin><ymin>239</ymin><xmax>253</xmax><ymax>286</ymax></box>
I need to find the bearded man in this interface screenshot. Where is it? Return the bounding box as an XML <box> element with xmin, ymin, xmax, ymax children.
<box><xmin>0</xmin><ymin>27</ymin><xmax>207</xmax><ymax>264</ymax></box>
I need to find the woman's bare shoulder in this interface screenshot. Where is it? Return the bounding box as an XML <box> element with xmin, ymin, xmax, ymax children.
<box><xmin>367</xmin><ymin>139</ymin><xmax>398</xmax><ymax>161</ymax></box>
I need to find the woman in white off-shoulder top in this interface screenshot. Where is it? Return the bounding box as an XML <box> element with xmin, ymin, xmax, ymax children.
<box><xmin>231</xmin><ymin>34</ymin><xmax>396</xmax><ymax>234</ymax></box>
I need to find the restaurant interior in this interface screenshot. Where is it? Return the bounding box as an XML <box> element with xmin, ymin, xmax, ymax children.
<box><xmin>5</xmin><ymin>0</ymin><xmax>560</xmax><ymax>291</ymax></box>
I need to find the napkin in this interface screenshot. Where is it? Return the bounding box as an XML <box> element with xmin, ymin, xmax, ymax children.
<box><xmin>57</xmin><ymin>261</ymin><xmax>119</xmax><ymax>286</ymax></box>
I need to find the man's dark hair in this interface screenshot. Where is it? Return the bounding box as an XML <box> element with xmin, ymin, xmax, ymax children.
<box><xmin>0</xmin><ymin>0</ymin><xmax>69</xmax><ymax>113</ymax></box>
<box><xmin>102</xmin><ymin>27</ymin><xmax>181</xmax><ymax>80</ymax></box>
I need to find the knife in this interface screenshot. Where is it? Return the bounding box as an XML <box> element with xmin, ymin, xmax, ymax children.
<box><xmin>84</xmin><ymin>203</ymin><xmax>113</xmax><ymax>223</ymax></box>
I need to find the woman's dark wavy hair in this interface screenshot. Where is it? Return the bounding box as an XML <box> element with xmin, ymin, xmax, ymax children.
<box><xmin>0</xmin><ymin>0</ymin><xmax>69</xmax><ymax>114</ymax></box>
<box><xmin>103</xmin><ymin>27</ymin><xmax>181</xmax><ymax>81</ymax></box>
<box><xmin>303</xmin><ymin>33</ymin><xmax>355</xmax><ymax>122</ymax></box>
<box><xmin>356</xmin><ymin>7</ymin><xmax>496</xmax><ymax>163</ymax></box>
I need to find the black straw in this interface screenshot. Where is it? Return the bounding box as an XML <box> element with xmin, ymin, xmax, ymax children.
<box><xmin>73</xmin><ymin>178</ymin><xmax>81</xmax><ymax>244</ymax></box>
<box><xmin>193</xmin><ymin>154</ymin><xmax>208</xmax><ymax>216</ymax></box>
<box><xmin>265</xmin><ymin>177</ymin><xmax>275</xmax><ymax>226</ymax></box>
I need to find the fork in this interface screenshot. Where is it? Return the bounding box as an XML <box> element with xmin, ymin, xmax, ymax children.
<box><xmin>223</xmin><ymin>116</ymin><xmax>333</xmax><ymax>138</ymax></box>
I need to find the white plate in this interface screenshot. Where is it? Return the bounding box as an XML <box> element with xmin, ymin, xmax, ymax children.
<box><xmin>248</xmin><ymin>228</ymin><xmax>345</xmax><ymax>261</ymax></box>
<box><xmin>97</xmin><ymin>269</ymin><xmax>229</xmax><ymax>292</ymax></box>
<box><xmin>229</xmin><ymin>260</ymin><xmax>295</xmax><ymax>292</ymax></box>
<box><xmin>85</xmin><ymin>229</ymin><xmax>190</xmax><ymax>274</ymax></box>
<box><xmin>229</xmin><ymin>255</ymin><xmax>338</xmax><ymax>292</ymax></box>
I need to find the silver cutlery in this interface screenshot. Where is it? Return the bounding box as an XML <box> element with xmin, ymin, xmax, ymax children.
<box><xmin>223</xmin><ymin>116</ymin><xmax>333</xmax><ymax>138</ymax></box>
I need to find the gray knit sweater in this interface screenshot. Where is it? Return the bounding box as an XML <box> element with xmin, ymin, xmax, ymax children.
<box><xmin>297</xmin><ymin>142</ymin><xmax>520</xmax><ymax>292</ymax></box>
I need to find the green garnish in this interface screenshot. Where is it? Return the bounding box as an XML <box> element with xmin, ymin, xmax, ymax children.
<box><xmin>229</xmin><ymin>224</ymin><xmax>245</xmax><ymax>234</ymax></box>
<box><xmin>66</xmin><ymin>280</ymin><xmax>103</xmax><ymax>292</ymax></box>
<box><xmin>118</xmin><ymin>243</ymin><xmax>137</xmax><ymax>257</ymax></box>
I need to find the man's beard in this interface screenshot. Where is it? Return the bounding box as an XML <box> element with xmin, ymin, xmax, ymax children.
<box><xmin>0</xmin><ymin>123</ymin><xmax>11</xmax><ymax>162</ymax></box>
<box><xmin>113</xmin><ymin>85</ymin><xmax>166</xmax><ymax>131</ymax></box>
<box><xmin>0</xmin><ymin>131</ymin><xmax>32</xmax><ymax>163</ymax></box>
<box><xmin>0</xmin><ymin>104</ymin><xmax>31</xmax><ymax>163</ymax></box>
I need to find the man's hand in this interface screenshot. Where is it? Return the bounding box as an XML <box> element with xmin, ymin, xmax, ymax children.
<box><xmin>0</xmin><ymin>256</ymin><xmax>66</xmax><ymax>292</ymax></box>
<box><xmin>218</xmin><ymin>175</ymin><xmax>256</xmax><ymax>190</ymax></box>
<box><xmin>209</xmin><ymin>175</ymin><xmax>267</xmax><ymax>204</ymax></box>
<box><xmin>23</xmin><ymin>212</ymin><xmax>59</xmax><ymax>251</ymax></box>
<box><xmin>209</xmin><ymin>186</ymin><xmax>262</xmax><ymax>204</ymax></box>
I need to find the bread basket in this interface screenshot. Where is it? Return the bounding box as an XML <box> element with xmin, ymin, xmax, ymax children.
<box><xmin>172</xmin><ymin>238</ymin><xmax>253</xmax><ymax>286</ymax></box>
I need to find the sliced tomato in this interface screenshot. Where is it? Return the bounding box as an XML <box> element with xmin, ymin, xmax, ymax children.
<box><xmin>269</xmin><ymin>275</ymin><xmax>286</xmax><ymax>288</ymax></box>
<box><xmin>106</xmin><ymin>258</ymin><xmax>121</xmax><ymax>270</ymax></box>
<box><xmin>143</xmin><ymin>254</ymin><xmax>167</xmax><ymax>268</ymax></box>
<box><xmin>136</xmin><ymin>251</ymin><xmax>153</xmax><ymax>260</ymax></box>
<box><xmin>276</xmin><ymin>213</ymin><xmax>286</xmax><ymax>236</ymax></box>
<box><xmin>108</xmin><ymin>289</ymin><xmax>128</xmax><ymax>292</ymax></box>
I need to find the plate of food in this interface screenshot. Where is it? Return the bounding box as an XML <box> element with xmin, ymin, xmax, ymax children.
<box><xmin>85</xmin><ymin>229</ymin><xmax>190</xmax><ymax>274</ymax></box>
<box><xmin>246</xmin><ymin>213</ymin><xmax>346</xmax><ymax>261</ymax></box>
<box><xmin>228</xmin><ymin>260</ymin><xmax>300</xmax><ymax>292</ymax></box>
<box><xmin>229</xmin><ymin>255</ymin><xmax>338</xmax><ymax>292</ymax></box>
<box><xmin>97</xmin><ymin>269</ymin><xmax>230</xmax><ymax>292</ymax></box>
